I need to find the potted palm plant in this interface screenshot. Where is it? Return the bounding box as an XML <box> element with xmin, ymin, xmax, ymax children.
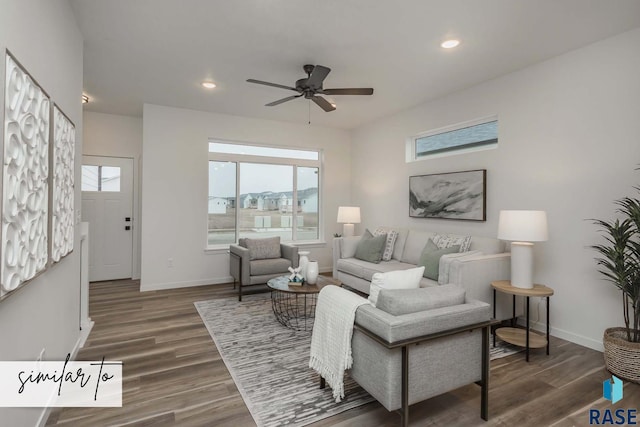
<box><xmin>593</xmin><ymin>186</ymin><xmax>640</xmax><ymax>383</ymax></box>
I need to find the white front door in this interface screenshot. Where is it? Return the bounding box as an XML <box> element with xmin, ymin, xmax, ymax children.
<box><xmin>81</xmin><ymin>156</ymin><xmax>133</xmax><ymax>281</ymax></box>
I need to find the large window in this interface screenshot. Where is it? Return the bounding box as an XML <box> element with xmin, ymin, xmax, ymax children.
<box><xmin>409</xmin><ymin>116</ymin><xmax>498</xmax><ymax>160</ymax></box>
<box><xmin>207</xmin><ymin>141</ymin><xmax>321</xmax><ymax>247</ymax></box>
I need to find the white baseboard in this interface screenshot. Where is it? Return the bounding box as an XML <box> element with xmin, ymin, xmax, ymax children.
<box><xmin>78</xmin><ymin>319</ymin><xmax>95</xmax><ymax>349</ymax></box>
<box><xmin>141</xmin><ymin>276</ymin><xmax>234</xmax><ymax>292</ymax></box>
<box><xmin>36</xmin><ymin>321</ymin><xmax>96</xmax><ymax>427</ymax></box>
<box><xmin>518</xmin><ymin>318</ymin><xmax>604</xmax><ymax>352</ymax></box>
<box><xmin>142</xmin><ymin>268</ymin><xmax>332</xmax><ymax>292</ymax></box>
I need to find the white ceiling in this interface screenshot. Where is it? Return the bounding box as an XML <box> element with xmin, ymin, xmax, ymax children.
<box><xmin>70</xmin><ymin>0</ymin><xmax>640</xmax><ymax>130</ymax></box>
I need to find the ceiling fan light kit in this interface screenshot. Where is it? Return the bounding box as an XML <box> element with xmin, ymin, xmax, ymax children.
<box><xmin>247</xmin><ymin>64</ymin><xmax>373</xmax><ymax>112</ymax></box>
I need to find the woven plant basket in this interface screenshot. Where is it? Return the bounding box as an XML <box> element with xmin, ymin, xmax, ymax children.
<box><xmin>603</xmin><ymin>327</ymin><xmax>640</xmax><ymax>383</ymax></box>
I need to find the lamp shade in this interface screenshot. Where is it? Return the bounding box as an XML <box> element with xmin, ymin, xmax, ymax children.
<box><xmin>337</xmin><ymin>206</ymin><xmax>361</xmax><ymax>224</ymax></box>
<box><xmin>498</xmin><ymin>210</ymin><xmax>548</xmax><ymax>242</ymax></box>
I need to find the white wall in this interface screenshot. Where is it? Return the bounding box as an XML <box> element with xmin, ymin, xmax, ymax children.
<box><xmin>0</xmin><ymin>0</ymin><xmax>83</xmax><ymax>425</ymax></box>
<box><xmin>83</xmin><ymin>112</ymin><xmax>143</xmax><ymax>279</ymax></box>
<box><xmin>141</xmin><ymin>104</ymin><xmax>351</xmax><ymax>291</ymax></box>
<box><xmin>351</xmin><ymin>28</ymin><xmax>640</xmax><ymax>351</ymax></box>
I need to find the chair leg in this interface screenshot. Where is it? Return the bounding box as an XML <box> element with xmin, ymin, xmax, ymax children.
<box><xmin>238</xmin><ymin>282</ymin><xmax>242</xmax><ymax>302</ymax></box>
<box><xmin>481</xmin><ymin>325</ymin><xmax>490</xmax><ymax>421</ymax></box>
<box><xmin>400</xmin><ymin>345</ymin><xmax>409</xmax><ymax>427</ymax></box>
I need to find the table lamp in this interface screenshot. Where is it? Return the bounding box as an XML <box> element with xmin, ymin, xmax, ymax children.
<box><xmin>497</xmin><ymin>210</ymin><xmax>548</xmax><ymax>289</ymax></box>
<box><xmin>337</xmin><ymin>206</ymin><xmax>361</xmax><ymax>237</ymax></box>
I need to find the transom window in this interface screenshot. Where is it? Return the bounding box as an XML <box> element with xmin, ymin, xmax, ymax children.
<box><xmin>207</xmin><ymin>141</ymin><xmax>321</xmax><ymax>247</ymax></box>
<box><xmin>409</xmin><ymin>116</ymin><xmax>498</xmax><ymax>160</ymax></box>
<box><xmin>81</xmin><ymin>165</ymin><xmax>121</xmax><ymax>192</ymax></box>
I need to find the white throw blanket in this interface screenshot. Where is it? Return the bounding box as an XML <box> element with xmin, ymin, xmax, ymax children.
<box><xmin>309</xmin><ymin>285</ymin><xmax>370</xmax><ymax>402</ymax></box>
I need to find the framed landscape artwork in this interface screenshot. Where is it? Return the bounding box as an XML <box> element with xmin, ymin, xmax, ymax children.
<box><xmin>409</xmin><ymin>169</ymin><xmax>486</xmax><ymax>221</ymax></box>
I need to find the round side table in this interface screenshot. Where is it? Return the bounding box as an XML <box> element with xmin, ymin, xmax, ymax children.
<box><xmin>491</xmin><ymin>280</ymin><xmax>554</xmax><ymax>362</ymax></box>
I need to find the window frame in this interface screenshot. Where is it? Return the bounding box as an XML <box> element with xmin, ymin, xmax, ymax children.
<box><xmin>406</xmin><ymin>115</ymin><xmax>498</xmax><ymax>162</ymax></box>
<box><xmin>206</xmin><ymin>139</ymin><xmax>323</xmax><ymax>250</ymax></box>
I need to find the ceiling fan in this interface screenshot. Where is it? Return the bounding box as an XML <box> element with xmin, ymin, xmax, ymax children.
<box><xmin>247</xmin><ymin>64</ymin><xmax>373</xmax><ymax>112</ymax></box>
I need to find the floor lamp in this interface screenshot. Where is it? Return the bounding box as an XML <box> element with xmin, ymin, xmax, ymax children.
<box><xmin>497</xmin><ymin>210</ymin><xmax>548</xmax><ymax>289</ymax></box>
<box><xmin>337</xmin><ymin>206</ymin><xmax>361</xmax><ymax>237</ymax></box>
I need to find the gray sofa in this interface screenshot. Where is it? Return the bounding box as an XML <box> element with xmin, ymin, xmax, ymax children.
<box><xmin>333</xmin><ymin>228</ymin><xmax>514</xmax><ymax>319</ymax></box>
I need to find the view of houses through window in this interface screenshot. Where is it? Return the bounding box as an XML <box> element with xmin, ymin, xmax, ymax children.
<box><xmin>207</xmin><ymin>142</ymin><xmax>320</xmax><ymax>246</ymax></box>
<box><xmin>412</xmin><ymin>116</ymin><xmax>498</xmax><ymax>159</ymax></box>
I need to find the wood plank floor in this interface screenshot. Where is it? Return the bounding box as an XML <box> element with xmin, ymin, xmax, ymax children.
<box><xmin>46</xmin><ymin>279</ymin><xmax>639</xmax><ymax>427</ymax></box>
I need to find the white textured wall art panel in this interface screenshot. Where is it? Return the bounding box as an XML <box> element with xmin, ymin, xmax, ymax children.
<box><xmin>1</xmin><ymin>54</ymin><xmax>49</xmax><ymax>295</ymax></box>
<box><xmin>51</xmin><ymin>105</ymin><xmax>75</xmax><ymax>263</ymax></box>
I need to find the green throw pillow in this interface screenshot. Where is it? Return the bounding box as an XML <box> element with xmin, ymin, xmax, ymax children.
<box><xmin>354</xmin><ymin>229</ymin><xmax>387</xmax><ymax>264</ymax></box>
<box><xmin>419</xmin><ymin>239</ymin><xmax>460</xmax><ymax>280</ymax></box>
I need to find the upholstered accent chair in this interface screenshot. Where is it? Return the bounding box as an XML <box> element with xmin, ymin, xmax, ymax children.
<box><xmin>229</xmin><ymin>237</ymin><xmax>299</xmax><ymax>301</ymax></box>
<box><xmin>341</xmin><ymin>285</ymin><xmax>496</xmax><ymax>426</ymax></box>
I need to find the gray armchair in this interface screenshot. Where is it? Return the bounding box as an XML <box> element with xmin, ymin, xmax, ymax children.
<box><xmin>229</xmin><ymin>238</ymin><xmax>298</xmax><ymax>301</ymax></box>
<box><xmin>325</xmin><ymin>285</ymin><xmax>497</xmax><ymax>426</ymax></box>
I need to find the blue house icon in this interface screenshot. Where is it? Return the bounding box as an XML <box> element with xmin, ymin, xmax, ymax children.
<box><xmin>603</xmin><ymin>375</ymin><xmax>623</xmax><ymax>404</ymax></box>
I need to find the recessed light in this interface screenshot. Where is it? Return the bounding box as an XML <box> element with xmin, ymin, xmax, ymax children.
<box><xmin>82</xmin><ymin>94</ymin><xmax>89</xmax><ymax>104</ymax></box>
<box><xmin>441</xmin><ymin>39</ymin><xmax>460</xmax><ymax>49</ymax></box>
<box><xmin>202</xmin><ymin>81</ymin><xmax>216</xmax><ymax>89</ymax></box>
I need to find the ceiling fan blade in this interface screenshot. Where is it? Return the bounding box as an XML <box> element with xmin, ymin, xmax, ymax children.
<box><xmin>247</xmin><ymin>79</ymin><xmax>298</xmax><ymax>92</ymax></box>
<box><xmin>322</xmin><ymin>88</ymin><xmax>374</xmax><ymax>96</ymax></box>
<box><xmin>311</xmin><ymin>96</ymin><xmax>336</xmax><ymax>112</ymax></box>
<box><xmin>306</xmin><ymin>65</ymin><xmax>331</xmax><ymax>89</ymax></box>
<box><xmin>265</xmin><ymin>95</ymin><xmax>302</xmax><ymax>106</ymax></box>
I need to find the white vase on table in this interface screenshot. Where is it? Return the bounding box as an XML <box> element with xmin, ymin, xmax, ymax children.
<box><xmin>298</xmin><ymin>251</ymin><xmax>310</xmax><ymax>279</ymax></box>
<box><xmin>306</xmin><ymin>261</ymin><xmax>319</xmax><ymax>285</ymax></box>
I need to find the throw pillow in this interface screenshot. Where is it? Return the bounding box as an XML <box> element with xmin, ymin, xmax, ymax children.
<box><xmin>354</xmin><ymin>229</ymin><xmax>387</xmax><ymax>264</ymax></box>
<box><xmin>376</xmin><ymin>284</ymin><xmax>466</xmax><ymax>316</ymax></box>
<box><xmin>432</xmin><ymin>233</ymin><xmax>472</xmax><ymax>253</ymax></box>
<box><xmin>373</xmin><ymin>227</ymin><xmax>399</xmax><ymax>261</ymax></box>
<box><xmin>368</xmin><ymin>266</ymin><xmax>425</xmax><ymax>306</ymax></box>
<box><xmin>245</xmin><ymin>236</ymin><xmax>281</xmax><ymax>260</ymax></box>
<box><xmin>419</xmin><ymin>239</ymin><xmax>460</xmax><ymax>280</ymax></box>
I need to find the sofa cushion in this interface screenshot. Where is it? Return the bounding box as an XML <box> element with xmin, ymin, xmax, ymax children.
<box><xmin>337</xmin><ymin>258</ymin><xmax>419</xmax><ymax>281</ymax></box>
<box><xmin>245</xmin><ymin>236</ymin><xmax>281</xmax><ymax>260</ymax></box>
<box><xmin>362</xmin><ymin>261</ymin><xmax>417</xmax><ymax>281</ymax></box>
<box><xmin>376</xmin><ymin>284</ymin><xmax>466</xmax><ymax>316</ymax></box>
<box><xmin>373</xmin><ymin>227</ymin><xmax>399</xmax><ymax>261</ymax></box>
<box><xmin>250</xmin><ymin>258</ymin><xmax>292</xmax><ymax>276</ymax></box>
<box><xmin>469</xmin><ymin>236</ymin><xmax>504</xmax><ymax>254</ymax></box>
<box><xmin>391</xmin><ymin>228</ymin><xmax>409</xmax><ymax>261</ymax></box>
<box><xmin>432</xmin><ymin>233</ymin><xmax>472</xmax><ymax>253</ymax></box>
<box><xmin>341</xmin><ymin>236</ymin><xmax>361</xmax><ymax>258</ymax></box>
<box><xmin>401</xmin><ymin>230</ymin><xmax>436</xmax><ymax>265</ymax></box>
<box><xmin>355</xmin><ymin>229</ymin><xmax>386</xmax><ymax>264</ymax></box>
<box><xmin>336</xmin><ymin>258</ymin><xmax>366</xmax><ymax>279</ymax></box>
<box><xmin>369</xmin><ymin>266</ymin><xmax>425</xmax><ymax>306</ymax></box>
<box><xmin>419</xmin><ymin>239</ymin><xmax>461</xmax><ymax>280</ymax></box>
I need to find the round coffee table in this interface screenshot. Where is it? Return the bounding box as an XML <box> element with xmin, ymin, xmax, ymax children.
<box><xmin>266</xmin><ymin>275</ymin><xmax>338</xmax><ymax>331</ymax></box>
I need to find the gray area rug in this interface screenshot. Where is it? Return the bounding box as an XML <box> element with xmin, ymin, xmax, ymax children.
<box><xmin>195</xmin><ymin>293</ymin><xmax>522</xmax><ymax>427</ymax></box>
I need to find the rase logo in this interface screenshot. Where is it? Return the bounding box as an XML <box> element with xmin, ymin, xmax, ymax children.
<box><xmin>604</xmin><ymin>375</ymin><xmax>623</xmax><ymax>404</ymax></box>
<box><xmin>589</xmin><ymin>375</ymin><xmax>637</xmax><ymax>425</ymax></box>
